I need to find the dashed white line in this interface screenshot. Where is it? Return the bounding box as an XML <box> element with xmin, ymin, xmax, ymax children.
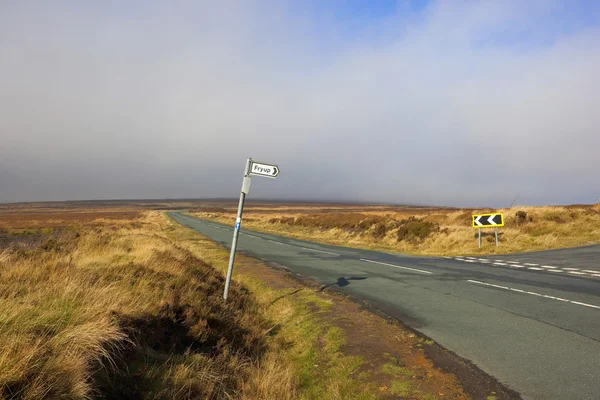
<box><xmin>511</xmin><ymin>265</ymin><xmax>526</xmax><ymax>268</ymax></box>
<box><xmin>455</xmin><ymin>258</ymin><xmax>465</xmax><ymax>261</ymax></box>
<box><xmin>299</xmin><ymin>247</ymin><xmax>340</xmax><ymax>256</ymax></box>
<box><xmin>527</xmin><ymin>267</ymin><xmax>544</xmax><ymax>270</ymax></box>
<box><xmin>540</xmin><ymin>265</ymin><xmax>557</xmax><ymax>269</ymax></box>
<box><xmin>493</xmin><ymin>262</ymin><xmax>507</xmax><ymax>266</ymax></box>
<box><xmin>567</xmin><ymin>271</ymin><xmax>588</xmax><ymax>275</ymax></box>
<box><xmin>583</xmin><ymin>270</ymin><xmax>599</xmax><ymax>274</ymax></box>
<box><xmin>506</xmin><ymin>261</ymin><xmax>520</xmax><ymax>264</ymax></box>
<box><xmin>524</xmin><ymin>263</ymin><xmax>539</xmax><ymax>266</ymax></box>
<box><xmin>548</xmin><ymin>269</ymin><xmax>564</xmax><ymax>273</ymax></box>
<box><xmin>466</xmin><ymin>280</ymin><xmax>600</xmax><ymax>310</ymax></box>
<box><xmin>495</xmin><ymin>260</ymin><xmax>505</xmax><ymax>262</ymax></box>
<box><xmin>466</xmin><ymin>257</ymin><xmax>477</xmax><ymax>260</ymax></box>
<box><xmin>268</xmin><ymin>240</ymin><xmax>283</xmax><ymax>245</ymax></box>
<box><xmin>360</xmin><ymin>259</ymin><xmax>433</xmax><ymax>275</ymax></box>
<box><xmin>563</xmin><ymin>268</ymin><xmax>580</xmax><ymax>271</ymax></box>
<box><xmin>464</xmin><ymin>260</ymin><xmax>477</xmax><ymax>263</ymax></box>
<box><xmin>592</xmin><ymin>274</ymin><xmax>600</xmax><ymax>278</ymax></box>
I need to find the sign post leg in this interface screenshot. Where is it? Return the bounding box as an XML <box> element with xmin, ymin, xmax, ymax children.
<box><xmin>223</xmin><ymin>158</ymin><xmax>252</xmax><ymax>302</ymax></box>
<box><xmin>478</xmin><ymin>228</ymin><xmax>482</xmax><ymax>248</ymax></box>
<box><xmin>495</xmin><ymin>228</ymin><xmax>499</xmax><ymax>247</ymax></box>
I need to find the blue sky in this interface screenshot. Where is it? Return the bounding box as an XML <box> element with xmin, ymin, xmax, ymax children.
<box><xmin>1</xmin><ymin>1</ymin><xmax>599</xmax><ymax>206</ymax></box>
<box><xmin>317</xmin><ymin>0</ymin><xmax>600</xmax><ymax>47</ymax></box>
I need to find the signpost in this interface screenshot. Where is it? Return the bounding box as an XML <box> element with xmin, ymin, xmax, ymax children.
<box><xmin>472</xmin><ymin>213</ymin><xmax>504</xmax><ymax>248</ymax></box>
<box><xmin>250</xmin><ymin>162</ymin><xmax>279</xmax><ymax>178</ymax></box>
<box><xmin>223</xmin><ymin>158</ymin><xmax>279</xmax><ymax>301</ymax></box>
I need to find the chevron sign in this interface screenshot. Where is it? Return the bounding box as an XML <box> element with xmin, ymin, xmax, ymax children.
<box><xmin>472</xmin><ymin>213</ymin><xmax>504</xmax><ymax>228</ymax></box>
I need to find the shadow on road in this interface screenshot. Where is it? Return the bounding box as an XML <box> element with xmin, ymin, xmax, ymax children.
<box><xmin>319</xmin><ymin>276</ymin><xmax>368</xmax><ymax>292</ymax></box>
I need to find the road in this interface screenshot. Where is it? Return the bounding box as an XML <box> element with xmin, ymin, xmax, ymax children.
<box><xmin>169</xmin><ymin>212</ymin><xmax>600</xmax><ymax>400</ymax></box>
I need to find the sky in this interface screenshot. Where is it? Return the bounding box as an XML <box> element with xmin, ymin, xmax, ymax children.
<box><xmin>1</xmin><ymin>0</ymin><xmax>599</xmax><ymax>207</ymax></box>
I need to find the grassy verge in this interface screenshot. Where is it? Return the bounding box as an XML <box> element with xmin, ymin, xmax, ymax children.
<box><xmin>0</xmin><ymin>211</ymin><xmax>279</xmax><ymax>399</ymax></box>
<box><xmin>190</xmin><ymin>203</ymin><xmax>600</xmax><ymax>256</ymax></box>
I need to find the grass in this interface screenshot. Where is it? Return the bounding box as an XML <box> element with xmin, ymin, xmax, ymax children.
<box><xmin>0</xmin><ymin>208</ymin><xmax>397</xmax><ymax>399</ymax></box>
<box><xmin>382</xmin><ymin>363</ymin><xmax>412</xmax><ymax>378</ymax></box>
<box><xmin>191</xmin><ymin>202</ymin><xmax>600</xmax><ymax>256</ymax></box>
<box><xmin>389</xmin><ymin>381</ymin><xmax>412</xmax><ymax>396</ymax></box>
<box><xmin>0</xmin><ymin>211</ymin><xmax>281</xmax><ymax>399</ymax></box>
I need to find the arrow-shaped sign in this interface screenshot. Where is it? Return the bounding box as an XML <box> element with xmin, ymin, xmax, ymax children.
<box><xmin>472</xmin><ymin>213</ymin><xmax>504</xmax><ymax>228</ymax></box>
<box><xmin>249</xmin><ymin>161</ymin><xmax>279</xmax><ymax>178</ymax></box>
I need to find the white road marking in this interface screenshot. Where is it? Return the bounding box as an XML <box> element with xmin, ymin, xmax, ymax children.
<box><xmin>455</xmin><ymin>258</ymin><xmax>465</xmax><ymax>261</ymax></box>
<box><xmin>527</xmin><ymin>267</ymin><xmax>544</xmax><ymax>270</ymax></box>
<box><xmin>511</xmin><ymin>265</ymin><xmax>525</xmax><ymax>268</ymax></box>
<box><xmin>479</xmin><ymin>261</ymin><xmax>492</xmax><ymax>264</ymax></box>
<box><xmin>268</xmin><ymin>240</ymin><xmax>283</xmax><ymax>245</ymax></box>
<box><xmin>592</xmin><ymin>274</ymin><xmax>600</xmax><ymax>278</ymax></box>
<box><xmin>464</xmin><ymin>260</ymin><xmax>477</xmax><ymax>263</ymax></box>
<box><xmin>548</xmin><ymin>269</ymin><xmax>564</xmax><ymax>273</ymax></box>
<box><xmin>540</xmin><ymin>265</ymin><xmax>557</xmax><ymax>269</ymax></box>
<box><xmin>567</xmin><ymin>271</ymin><xmax>588</xmax><ymax>275</ymax></box>
<box><xmin>506</xmin><ymin>261</ymin><xmax>520</xmax><ymax>264</ymax></box>
<box><xmin>582</xmin><ymin>270</ymin><xmax>599</xmax><ymax>274</ymax></box>
<box><xmin>477</xmin><ymin>258</ymin><xmax>489</xmax><ymax>261</ymax></box>
<box><xmin>466</xmin><ymin>257</ymin><xmax>477</xmax><ymax>260</ymax></box>
<box><xmin>360</xmin><ymin>259</ymin><xmax>433</xmax><ymax>275</ymax></box>
<box><xmin>495</xmin><ymin>260</ymin><xmax>505</xmax><ymax>262</ymax></box>
<box><xmin>466</xmin><ymin>280</ymin><xmax>600</xmax><ymax>310</ymax></box>
<box><xmin>244</xmin><ymin>235</ymin><xmax>262</xmax><ymax>240</ymax></box>
<box><xmin>563</xmin><ymin>268</ymin><xmax>580</xmax><ymax>271</ymax></box>
<box><xmin>299</xmin><ymin>247</ymin><xmax>339</xmax><ymax>256</ymax></box>
<box><xmin>524</xmin><ymin>263</ymin><xmax>539</xmax><ymax>266</ymax></box>
<box><xmin>443</xmin><ymin>256</ymin><xmax>452</xmax><ymax>259</ymax></box>
<box><xmin>493</xmin><ymin>262</ymin><xmax>507</xmax><ymax>266</ymax></box>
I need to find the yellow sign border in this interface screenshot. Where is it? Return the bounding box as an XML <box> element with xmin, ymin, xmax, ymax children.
<box><xmin>472</xmin><ymin>213</ymin><xmax>504</xmax><ymax>228</ymax></box>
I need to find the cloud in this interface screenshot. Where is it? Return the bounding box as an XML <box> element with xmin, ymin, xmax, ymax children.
<box><xmin>1</xmin><ymin>1</ymin><xmax>599</xmax><ymax>205</ymax></box>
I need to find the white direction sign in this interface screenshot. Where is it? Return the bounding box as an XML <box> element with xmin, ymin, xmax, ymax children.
<box><xmin>250</xmin><ymin>161</ymin><xmax>279</xmax><ymax>178</ymax></box>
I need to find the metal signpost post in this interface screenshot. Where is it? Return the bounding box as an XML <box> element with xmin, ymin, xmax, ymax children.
<box><xmin>223</xmin><ymin>158</ymin><xmax>279</xmax><ymax>302</ymax></box>
<box><xmin>472</xmin><ymin>213</ymin><xmax>504</xmax><ymax>248</ymax></box>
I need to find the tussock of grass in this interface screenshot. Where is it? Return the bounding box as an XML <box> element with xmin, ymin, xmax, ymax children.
<box><xmin>0</xmin><ymin>212</ymin><xmax>274</xmax><ymax>399</ymax></box>
<box><xmin>193</xmin><ymin>203</ymin><xmax>600</xmax><ymax>255</ymax></box>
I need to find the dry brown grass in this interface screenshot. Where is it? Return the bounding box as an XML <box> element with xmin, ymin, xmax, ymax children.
<box><xmin>192</xmin><ymin>203</ymin><xmax>600</xmax><ymax>256</ymax></box>
<box><xmin>0</xmin><ymin>209</ymin><xmax>142</xmax><ymax>229</ymax></box>
<box><xmin>0</xmin><ymin>211</ymin><xmax>290</xmax><ymax>399</ymax></box>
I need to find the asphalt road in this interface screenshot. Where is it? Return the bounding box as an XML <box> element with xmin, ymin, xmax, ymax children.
<box><xmin>169</xmin><ymin>212</ymin><xmax>600</xmax><ymax>400</ymax></box>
